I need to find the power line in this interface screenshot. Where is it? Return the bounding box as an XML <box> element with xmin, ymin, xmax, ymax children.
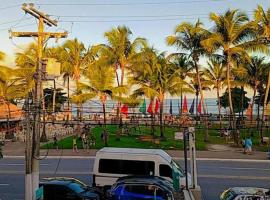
<box><xmin>0</xmin><ymin>17</ymin><xmax>32</xmax><ymax>26</ymax></box>
<box><xmin>0</xmin><ymin>23</ymin><xmax>36</xmax><ymax>32</ymax></box>
<box><xmin>59</xmin><ymin>17</ymin><xmax>209</xmax><ymax>23</ymax></box>
<box><xmin>0</xmin><ymin>4</ymin><xmax>20</xmax><ymax>10</ymax></box>
<box><xmin>52</xmin><ymin>11</ymin><xmax>254</xmax><ymax>19</ymax></box>
<box><xmin>37</xmin><ymin>0</ymin><xmax>226</xmax><ymax>6</ymax></box>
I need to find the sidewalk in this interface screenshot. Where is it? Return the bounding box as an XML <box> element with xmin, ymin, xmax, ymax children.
<box><xmin>2</xmin><ymin>141</ymin><xmax>269</xmax><ymax>160</ymax></box>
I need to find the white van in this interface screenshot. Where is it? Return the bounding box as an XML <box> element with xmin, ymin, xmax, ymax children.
<box><xmin>92</xmin><ymin>147</ymin><xmax>191</xmax><ymax>189</ymax></box>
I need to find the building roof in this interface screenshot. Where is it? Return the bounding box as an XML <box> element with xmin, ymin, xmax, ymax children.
<box><xmin>0</xmin><ymin>99</ymin><xmax>23</xmax><ymax>120</ymax></box>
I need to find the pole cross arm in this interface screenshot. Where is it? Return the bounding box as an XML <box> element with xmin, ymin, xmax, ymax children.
<box><xmin>9</xmin><ymin>31</ymin><xmax>68</xmax><ymax>39</ymax></box>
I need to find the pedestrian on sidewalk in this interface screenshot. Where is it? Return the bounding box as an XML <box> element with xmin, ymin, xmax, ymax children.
<box><xmin>53</xmin><ymin>133</ymin><xmax>59</xmax><ymax>150</ymax></box>
<box><xmin>242</xmin><ymin>137</ymin><xmax>246</xmax><ymax>154</ymax></box>
<box><xmin>72</xmin><ymin>136</ymin><xmax>78</xmax><ymax>152</ymax></box>
<box><xmin>245</xmin><ymin>136</ymin><xmax>253</xmax><ymax>155</ymax></box>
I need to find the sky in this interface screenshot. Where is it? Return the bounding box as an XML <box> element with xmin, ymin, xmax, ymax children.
<box><xmin>0</xmin><ymin>0</ymin><xmax>269</xmax><ymax>98</ymax></box>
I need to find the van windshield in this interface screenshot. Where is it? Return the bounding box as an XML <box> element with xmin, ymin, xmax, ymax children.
<box><xmin>171</xmin><ymin>160</ymin><xmax>184</xmax><ymax>177</ymax></box>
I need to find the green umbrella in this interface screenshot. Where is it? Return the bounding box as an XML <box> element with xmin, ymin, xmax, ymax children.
<box><xmin>139</xmin><ymin>99</ymin><xmax>146</xmax><ymax>114</ymax></box>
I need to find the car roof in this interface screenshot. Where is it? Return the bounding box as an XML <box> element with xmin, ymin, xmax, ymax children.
<box><xmin>229</xmin><ymin>187</ymin><xmax>270</xmax><ymax>195</ymax></box>
<box><xmin>115</xmin><ymin>176</ymin><xmax>174</xmax><ymax>191</ymax></box>
<box><xmin>40</xmin><ymin>177</ymin><xmax>87</xmax><ymax>187</ymax></box>
<box><xmin>98</xmin><ymin>147</ymin><xmax>172</xmax><ymax>163</ymax></box>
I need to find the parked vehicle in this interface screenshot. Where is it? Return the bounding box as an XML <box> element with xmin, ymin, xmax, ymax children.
<box><xmin>93</xmin><ymin>147</ymin><xmax>190</xmax><ymax>190</ymax></box>
<box><xmin>106</xmin><ymin>176</ymin><xmax>178</xmax><ymax>200</ymax></box>
<box><xmin>40</xmin><ymin>177</ymin><xmax>101</xmax><ymax>200</ymax></box>
<box><xmin>220</xmin><ymin>187</ymin><xmax>270</xmax><ymax>200</ymax></box>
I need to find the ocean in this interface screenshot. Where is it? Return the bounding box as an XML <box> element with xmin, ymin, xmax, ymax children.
<box><xmin>70</xmin><ymin>98</ymin><xmax>237</xmax><ymax>115</ymax></box>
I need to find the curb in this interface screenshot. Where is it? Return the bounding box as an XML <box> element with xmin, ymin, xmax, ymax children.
<box><xmin>3</xmin><ymin>155</ymin><xmax>270</xmax><ymax>162</ymax></box>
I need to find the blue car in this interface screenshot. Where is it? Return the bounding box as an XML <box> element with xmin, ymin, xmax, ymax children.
<box><xmin>107</xmin><ymin>176</ymin><xmax>176</xmax><ymax>200</ymax></box>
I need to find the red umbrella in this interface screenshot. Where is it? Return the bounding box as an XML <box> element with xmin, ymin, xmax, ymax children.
<box><xmin>147</xmin><ymin>100</ymin><xmax>154</xmax><ymax>114</ymax></box>
<box><xmin>121</xmin><ymin>104</ymin><xmax>128</xmax><ymax>117</ymax></box>
<box><xmin>155</xmin><ymin>99</ymin><xmax>159</xmax><ymax>114</ymax></box>
<box><xmin>197</xmin><ymin>99</ymin><xmax>202</xmax><ymax>114</ymax></box>
<box><xmin>182</xmin><ymin>95</ymin><xmax>188</xmax><ymax>113</ymax></box>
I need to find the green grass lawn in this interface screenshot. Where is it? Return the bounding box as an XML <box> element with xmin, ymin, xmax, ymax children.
<box><xmin>42</xmin><ymin>124</ymin><xmax>270</xmax><ymax>151</ymax></box>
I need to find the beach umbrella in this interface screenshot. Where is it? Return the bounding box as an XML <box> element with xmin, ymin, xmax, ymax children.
<box><xmin>189</xmin><ymin>99</ymin><xmax>195</xmax><ymax>114</ymax></box>
<box><xmin>121</xmin><ymin>104</ymin><xmax>128</xmax><ymax>117</ymax></box>
<box><xmin>246</xmin><ymin>104</ymin><xmax>252</xmax><ymax>119</ymax></box>
<box><xmin>139</xmin><ymin>99</ymin><xmax>146</xmax><ymax>114</ymax></box>
<box><xmin>197</xmin><ymin>99</ymin><xmax>202</xmax><ymax>114</ymax></box>
<box><xmin>182</xmin><ymin>96</ymin><xmax>188</xmax><ymax>113</ymax></box>
<box><xmin>155</xmin><ymin>99</ymin><xmax>159</xmax><ymax>114</ymax></box>
<box><xmin>169</xmin><ymin>99</ymin><xmax>173</xmax><ymax>115</ymax></box>
<box><xmin>147</xmin><ymin>100</ymin><xmax>154</xmax><ymax>114</ymax></box>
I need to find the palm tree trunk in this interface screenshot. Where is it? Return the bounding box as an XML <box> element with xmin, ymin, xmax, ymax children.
<box><xmin>227</xmin><ymin>56</ymin><xmax>237</xmax><ymax>143</ymax></box>
<box><xmin>180</xmin><ymin>88</ymin><xmax>183</xmax><ymax>115</ymax></box>
<box><xmin>227</xmin><ymin>59</ymin><xmax>234</xmax><ymax>128</ymax></box>
<box><xmin>217</xmin><ymin>85</ymin><xmax>222</xmax><ymax>130</ymax></box>
<box><xmin>194</xmin><ymin>60</ymin><xmax>208</xmax><ymax>141</ymax></box>
<box><xmin>251</xmin><ymin>85</ymin><xmax>257</xmax><ymax>123</ymax></box>
<box><xmin>102</xmin><ymin>101</ymin><xmax>108</xmax><ymax>146</ymax></box>
<box><xmin>241</xmin><ymin>86</ymin><xmax>244</xmax><ymax>119</ymax></box>
<box><xmin>67</xmin><ymin>76</ymin><xmax>70</xmax><ymax>121</ymax></box>
<box><xmin>262</xmin><ymin>69</ymin><xmax>270</xmax><ymax>142</ymax></box>
<box><xmin>159</xmin><ymin>97</ymin><xmax>165</xmax><ymax>139</ymax></box>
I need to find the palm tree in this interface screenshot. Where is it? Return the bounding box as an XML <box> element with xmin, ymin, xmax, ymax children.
<box><xmin>95</xmin><ymin>26</ymin><xmax>146</xmax><ymax>124</ymax></box>
<box><xmin>130</xmin><ymin>48</ymin><xmax>192</xmax><ymax>138</ymax></box>
<box><xmin>167</xmin><ymin>20</ymin><xmax>209</xmax><ymax>114</ymax></box>
<box><xmin>254</xmin><ymin>5</ymin><xmax>270</xmax><ymax>123</ymax></box>
<box><xmin>204</xmin><ymin>59</ymin><xmax>226</xmax><ymax>130</ymax></box>
<box><xmin>58</xmin><ymin>38</ymin><xmax>94</xmax><ymax>120</ymax></box>
<box><xmin>244</xmin><ymin>56</ymin><xmax>266</xmax><ymax>121</ymax></box>
<box><xmin>168</xmin><ymin>55</ymin><xmax>194</xmax><ymax>115</ymax></box>
<box><xmin>201</xmin><ymin>9</ymin><xmax>269</xmax><ymax>131</ymax></box>
<box><xmin>73</xmin><ymin>62</ymin><xmax>126</xmax><ymax>146</ymax></box>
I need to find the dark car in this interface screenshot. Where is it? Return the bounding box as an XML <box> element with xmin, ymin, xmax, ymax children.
<box><xmin>40</xmin><ymin>177</ymin><xmax>100</xmax><ymax>200</ymax></box>
<box><xmin>107</xmin><ymin>176</ymin><xmax>178</xmax><ymax>200</ymax></box>
<box><xmin>220</xmin><ymin>187</ymin><xmax>270</xmax><ymax>200</ymax></box>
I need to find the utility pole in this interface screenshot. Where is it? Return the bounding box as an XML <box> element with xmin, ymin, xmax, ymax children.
<box><xmin>10</xmin><ymin>3</ymin><xmax>67</xmax><ymax>200</ymax></box>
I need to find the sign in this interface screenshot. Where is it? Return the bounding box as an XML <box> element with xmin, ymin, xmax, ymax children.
<box><xmin>174</xmin><ymin>132</ymin><xmax>183</xmax><ymax>140</ymax></box>
<box><xmin>35</xmin><ymin>186</ymin><xmax>44</xmax><ymax>200</ymax></box>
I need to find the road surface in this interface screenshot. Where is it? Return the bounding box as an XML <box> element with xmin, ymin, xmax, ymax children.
<box><xmin>0</xmin><ymin>158</ymin><xmax>269</xmax><ymax>200</ymax></box>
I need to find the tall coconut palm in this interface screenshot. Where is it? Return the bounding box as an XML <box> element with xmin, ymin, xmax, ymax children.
<box><xmin>58</xmin><ymin>38</ymin><xmax>94</xmax><ymax>120</ymax></box>
<box><xmin>244</xmin><ymin>56</ymin><xmax>266</xmax><ymax>121</ymax></box>
<box><xmin>201</xmin><ymin>9</ymin><xmax>269</xmax><ymax>132</ymax></box>
<box><xmin>168</xmin><ymin>55</ymin><xmax>194</xmax><ymax>115</ymax></box>
<box><xmin>204</xmin><ymin>59</ymin><xmax>226</xmax><ymax>130</ymax></box>
<box><xmin>254</xmin><ymin>5</ymin><xmax>270</xmax><ymax>123</ymax></box>
<box><xmin>73</xmin><ymin>62</ymin><xmax>126</xmax><ymax>146</ymax></box>
<box><xmin>167</xmin><ymin>20</ymin><xmax>209</xmax><ymax>114</ymax></box>
<box><xmin>95</xmin><ymin>26</ymin><xmax>146</xmax><ymax>125</ymax></box>
<box><xmin>130</xmin><ymin>48</ymin><xmax>192</xmax><ymax>138</ymax></box>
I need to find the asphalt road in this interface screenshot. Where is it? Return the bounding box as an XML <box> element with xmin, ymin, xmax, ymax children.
<box><xmin>0</xmin><ymin>158</ymin><xmax>270</xmax><ymax>200</ymax></box>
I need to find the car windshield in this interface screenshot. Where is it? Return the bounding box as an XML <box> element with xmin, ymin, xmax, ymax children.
<box><xmin>171</xmin><ymin>160</ymin><xmax>184</xmax><ymax>176</ymax></box>
<box><xmin>68</xmin><ymin>182</ymin><xmax>85</xmax><ymax>194</ymax></box>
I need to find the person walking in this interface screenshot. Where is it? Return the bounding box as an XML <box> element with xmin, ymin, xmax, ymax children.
<box><xmin>245</xmin><ymin>136</ymin><xmax>253</xmax><ymax>155</ymax></box>
<box><xmin>242</xmin><ymin>137</ymin><xmax>246</xmax><ymax>154</ymax></box>
<box><xmin>72</xmin><ymin>136</ymin><xmax>78</xmax><ymax>152</ymax></box>
<box><xmin>53</xmin><ymin>133</ymin><xmax>59</xmax><ymax>150</ymax></box>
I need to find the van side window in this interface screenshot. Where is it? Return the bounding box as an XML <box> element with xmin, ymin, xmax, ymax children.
<box><xmin>99</xmin><ymin>159</ymin><xmax>155</xmax><ymax>175</ymax></box>
<box><xmin>159</xmin><ymin>164</ymin><xmax>172</xmax><ymax>178</ymax></box>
